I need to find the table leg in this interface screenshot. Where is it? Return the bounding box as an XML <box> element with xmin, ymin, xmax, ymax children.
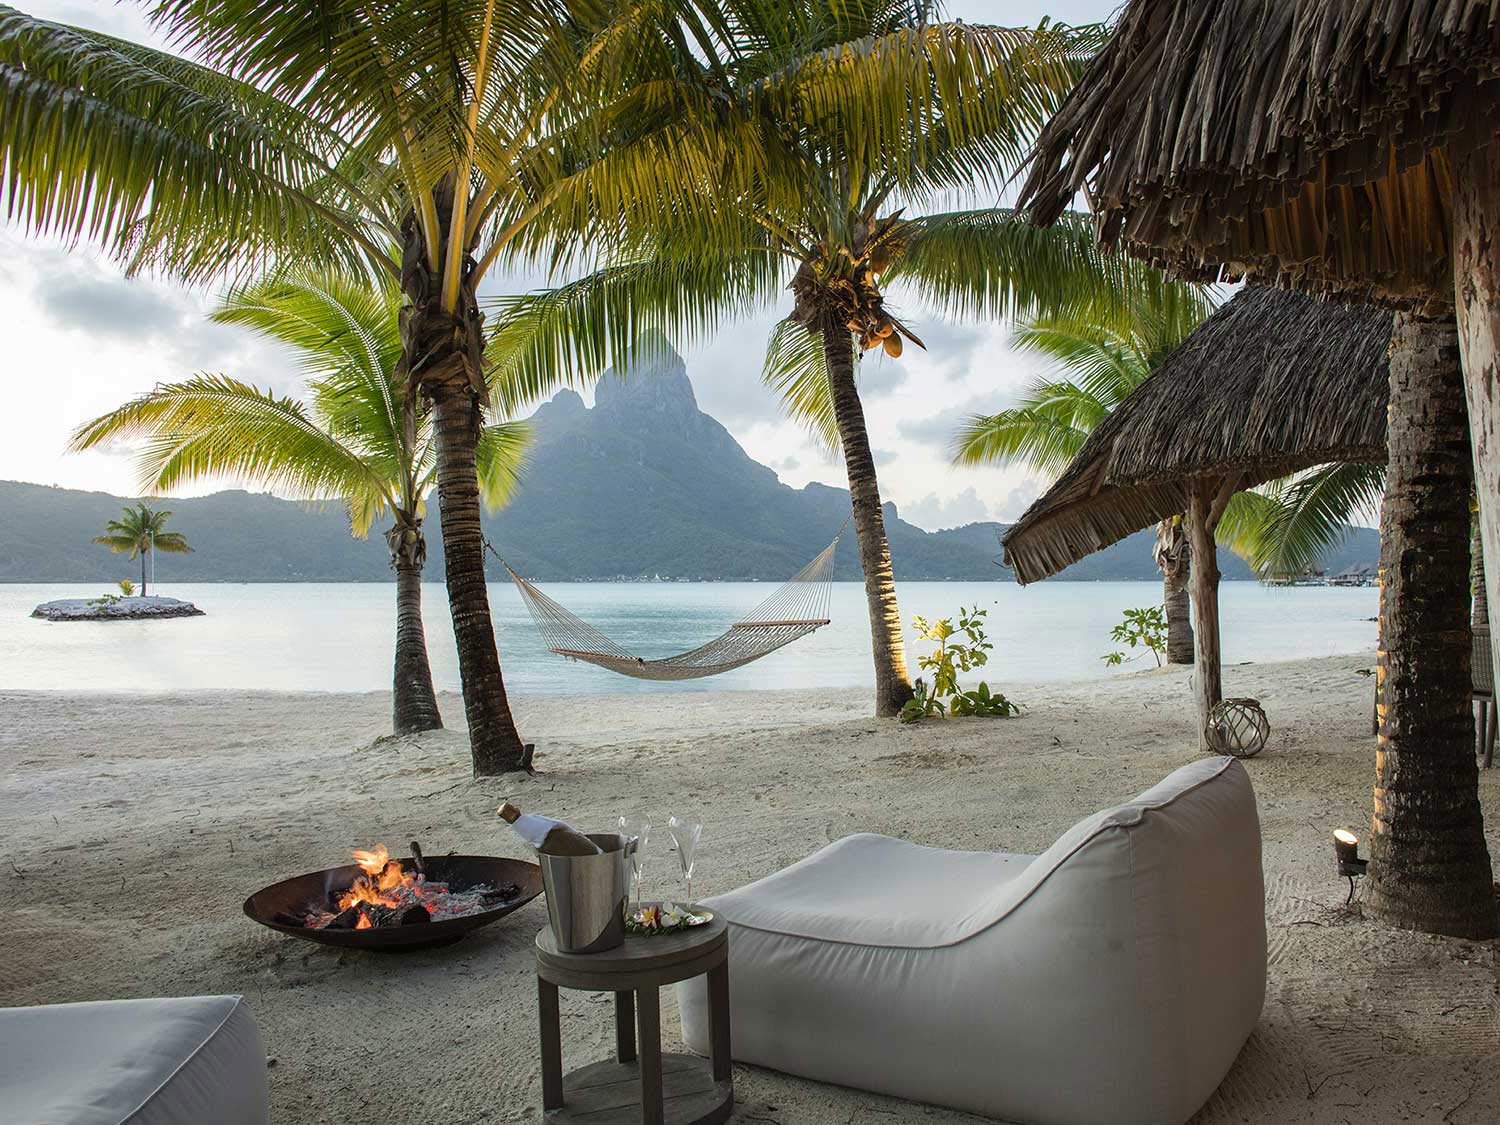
<box><xmin>636</xmin><ymin>986</ymin><xmax>664</xmax><ymax>1125</ymax></box>
<box><xmin>538</xmin><ymin>977</ymin><xmax>564</xmax><ymax>1111</ymax></box>
<box><xmin>707</xmin><ymin>959</ymin><xmax>732</xmax><ymax>1084</ymax></box>
<box><xmin>615</xmin><ymin>990</ymin><xmax>636</xmax><ymax>1063</ymax></box>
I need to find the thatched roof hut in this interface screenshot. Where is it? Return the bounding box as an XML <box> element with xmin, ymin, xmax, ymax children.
<box><xmin>1014</xmin><ymin>0</ymin><xmax>1500</xmax><ymax>937</ymax></box>
<box><xmin>1018</xmin><ymin>0</ymin><xmax>1500</xmax><ymax>310</ymax></box>
<box><xmin>1002</xmin><ymin>287</ymin><xmax>1392</xmax><ymax>584</ymax></box>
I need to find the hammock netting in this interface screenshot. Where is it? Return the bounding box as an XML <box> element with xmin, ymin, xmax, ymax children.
<box><xmin>500</xmin><ymin>532</ymin><xmax>842</xmax><ymax>681</ymax></box>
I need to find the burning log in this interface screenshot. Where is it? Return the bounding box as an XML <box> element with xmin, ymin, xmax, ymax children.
<box><xmin>294</xmin><ymin>844</ymin><xmax>523</xmax><ymax>932</ymax></box>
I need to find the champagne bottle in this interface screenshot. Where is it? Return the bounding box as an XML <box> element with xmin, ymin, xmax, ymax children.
<box><xmin>498</xmin><ymin>803</ymin><xmax>603</xmax><ymax>856</ymax></box>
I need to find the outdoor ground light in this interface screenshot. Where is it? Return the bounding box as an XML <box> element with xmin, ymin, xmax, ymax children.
<box><xmin>1334</xmin><ymin>828</ymin><xmax>1367</xmax><ymax>902</ymax></box>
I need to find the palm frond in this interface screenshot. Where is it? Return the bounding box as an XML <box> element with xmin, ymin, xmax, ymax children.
<box><xmin>69</xmin><ymin>374</ymin><xmax>392</xmax><ymax>529</ymax></box>
<box><xmin>951</xmin><ymin>385</ymin><xmax>1103</xmax><ymax>474</ymax></box>
<box><xmin>472</xmin><ymin>420</ymin><xmax>533</xmax><ymax>512</ymax></box>
<box><xmin>1222</xmin><ymin>463</ymin><xmax>1386</xmax><ymax>579</ymax></box>
<box><xmin>483</xmin><ymin>249</ymin><xmax>785</xmax><ymax>415</ymax></box>
<box><xmin>763</xmin><ymin>319</ymin><xmax>838</xmax><ymax>453</ymax></box>
<box><xmin>893</xmin><ymin>209</ymin><xmax>1216</xmax><ymax>332</ymax></box>
<box><xmin>0</xmin><ymin>7</ymin><xmax>387</xmax><ymax>282</ymax></box>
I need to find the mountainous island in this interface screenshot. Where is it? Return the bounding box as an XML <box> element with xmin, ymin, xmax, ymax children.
<box><xmin>0</xmin><ymin>345</ymin><xmax>1377</xmax><ymax>583</ymax></box>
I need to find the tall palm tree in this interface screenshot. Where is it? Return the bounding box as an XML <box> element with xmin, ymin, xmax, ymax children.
<box><xmin>480</xmin><ymin>17</ymin><xmax>1182</xmax><ymax>717</ymax></box>
<box><xmin>71</xmin><ymin>270</ymin><xmax>528</xmax><ymax>738</ymax></box>
<box><xmin>93</xmin><ymin>503</ymin><xmax>192</xmax><ymax>596</ymax></box>
<box><xmin>953</xmin><ymin>278</ymin><xmax>1215</xmax><ymax>664</ymax></box>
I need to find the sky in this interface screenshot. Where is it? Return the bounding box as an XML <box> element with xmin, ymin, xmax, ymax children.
<box><xmin>1</xmin><ymin>0</ymin><xmax>1126</xmax><ymax>532</ymax></box>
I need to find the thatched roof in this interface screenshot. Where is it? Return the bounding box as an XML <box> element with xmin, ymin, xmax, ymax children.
<box><xmin>1001</xmin><ymin>288</ymin><xmax>1392</xmax><ymax>584</ymax></box>
<box><xmin>1019</xmin><ymin>0</ymin><xmax>1500</xmax><ymax>309</ymax></box>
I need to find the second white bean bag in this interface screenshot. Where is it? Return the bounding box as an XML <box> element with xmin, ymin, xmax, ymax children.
<box><xmin>0</xmin><ymin>994</ymin><xmax>269</xmax><ymax>1125</ymax></box>
<box><xmin>679</xmin><ymin>756</ymin><xmax>1265</xmax><ymax>1125</ymax></box>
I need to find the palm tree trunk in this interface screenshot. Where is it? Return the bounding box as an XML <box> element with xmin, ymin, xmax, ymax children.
<box><xmin>821</xmin><ymin>316</ymin><xmax>913</xmax><ymax>717</ymax></box>
<box><xmin>1365</xmin><ymin>313</ymin><xmax>1497</xmax><ymax>939</ymax></box>
<box><xmin>1156</xmin><ymin>518</ymin><xmax>1194</xmax><ymax>664</ymax></box>
<box><xmin>140</xmin><ymin>550</ymin><xmax>147</xmax><ymax>598</ymax></box>
<box><xmin>1163</xmin><ymin>562</ymin><xmax>1194</xmax><ymax>664</ymax></box>
<box><xmin>398</xmin><ymin>193</ymin><xmax>527</xmax><ymax>775</ymax></box>
<box><xmin>388</xmin><ymin>521</ymin><xmax>442</xmax><ymax>735</ymax></box>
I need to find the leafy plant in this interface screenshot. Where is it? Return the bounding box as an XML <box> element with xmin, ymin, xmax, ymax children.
<box><xmin>87</xmin><ymin>594</ymin><xmax>122</xmax><ymax>607</ymax></box>
<box><xmin>950</xmin><ymin>681</ymin><xmax>1022</xmax><ymax>718</ymax></box>
<box><xmin>1103</xmin><ymin>606</ymin><xmax>1169</xmax><ymax>668</ymax></box>
<box><xmin>899</xmin><ymin>606</ymin><xmax>1019</xmax><ymax>723</ymax></box>
<box><xmin>118</xmin><ymin>579</ymin><xmax>135</xmax><ymax>597</ymax></box>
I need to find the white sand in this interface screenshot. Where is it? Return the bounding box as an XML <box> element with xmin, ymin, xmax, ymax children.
<box><xmin>2</xmin><ymin>653</ymin><xmax>1498</xmax><ymax>1124</ymax></box>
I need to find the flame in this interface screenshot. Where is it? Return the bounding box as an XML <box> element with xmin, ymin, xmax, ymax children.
<box><xmin>355</xmin><ymin>911</ymin><xmax>372</xmax><ymax>930</ymax></box>
<box><xmin>352</xmin><ymin>844</ymin><xmax>390</xmax><ymax>875</ymax></box>
<box><xmin>337</xmin><ymin>844</ymin><xmax>411</xmax><ymax>911</ymax></box>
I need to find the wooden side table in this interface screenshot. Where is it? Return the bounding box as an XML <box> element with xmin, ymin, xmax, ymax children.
<box><xmin>535</xmin><ymin>910</ymin><xmax>732</xmax><ymax>1124</ymax></box>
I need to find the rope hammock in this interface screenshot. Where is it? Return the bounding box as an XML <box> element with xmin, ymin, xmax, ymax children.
<box><xmin>488</xmin><ymin>522</ymin><xmax>847</xmax><ymax>681</ymax></box>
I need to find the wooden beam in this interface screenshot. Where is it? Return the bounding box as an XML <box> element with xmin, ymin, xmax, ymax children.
<box><xmin>1187</xmin><ymin>475</ymin><xmax>1225</xmax><ymax>750</ymax></box>
<box><xmin>1454</xmin><ymin>132</ymin><xmax>1500</xmax><ymax>720</ymax></box>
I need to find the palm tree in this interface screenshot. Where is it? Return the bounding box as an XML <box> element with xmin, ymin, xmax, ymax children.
<box><xmin>93</xmin><ymin>504</ymin><xmax>191</xmax><ymax>596</ymax></box>
<box><xmin>71</xmin><ymin>270</ymin><xmax>528</xmax><ymax>738</ymax></box>
<box><xmin>480</xmin><ymin>17</ymin><xmax>1183</xmax><ymax>718</ymax></box>
<box><xmin>953</xmin><ymin>278</ymin><xmax>1215</xmax><ymax>664</ymax></box>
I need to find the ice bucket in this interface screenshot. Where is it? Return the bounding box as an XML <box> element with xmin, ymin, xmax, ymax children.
<box><xmin>539</xmin><ymin>832</ymin><xmax>630</xmax><ymax>953</ymax></box>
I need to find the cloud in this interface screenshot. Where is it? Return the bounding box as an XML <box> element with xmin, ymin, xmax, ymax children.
<box><xmin>773</xmin><ymin>456</ymin><xmax>801</xmax><ymax>473</ymax></box>
<box><xmin>871</xmin><ymin>448</ymin><xmax>900</xmax><ymax>467</ymax></box>
<box><xmin>902</xmin><ymin>487</ymin><xmax>995</xmax><ymax>531</ymax></box>
<box><xmin>856</xmin><ymin>356</ymin><xmax>907</xmax><ymax>396</ymax></box>
<box><xmin>895</xmin><ymin>396</ymin><xmax>1002</xmax><ymax>451</ymax></box>
<box><xmin>995</xmin><ymin>478</ymin><xmax>1043</xmax><ymax>522</ymax></box>
<box><xmin>39</xmin><ymin>275</ymin><xmax>188</xmax><ymax>341</ymax></box>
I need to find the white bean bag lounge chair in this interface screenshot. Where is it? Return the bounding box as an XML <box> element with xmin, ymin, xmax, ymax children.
<box><xmin>680</xmin><ymin>756</ymin><xmax>1265</xmax><ymax>1125</ymax></box>
<box><xmin>0</xmin><ymin>995</ymin><xmax>269</xmax><ymax>1125</ymax></box>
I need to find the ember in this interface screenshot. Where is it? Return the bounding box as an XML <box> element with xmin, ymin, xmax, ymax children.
<box><xmin>291</xmin><ymin>843</ymin><xmax>520</xmax><ymax>932</ymax></box>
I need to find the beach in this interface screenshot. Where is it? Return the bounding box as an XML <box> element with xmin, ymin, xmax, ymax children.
<box><xmin>3</xmin><ymin>652</ymin><xmax>1498</xmax><ymax>1124</ymax></box>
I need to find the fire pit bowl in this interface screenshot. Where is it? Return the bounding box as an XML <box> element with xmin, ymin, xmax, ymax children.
<box><xmin>244</xmin><ymin>854</ymin><xmax>543</xmax><ymax>953</ymax></box>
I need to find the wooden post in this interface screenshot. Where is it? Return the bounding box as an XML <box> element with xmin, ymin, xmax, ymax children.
<box><xmin>1454</xmin><ymin>133</ymin><xmax>1500</xmax><ymax>708</ymax></box>
<box><xmin>538</xmin><ymin>977</ymin><xmax>564</xmax><ymax>1110</ymax></box>
<box><xmin>1187</xmin><ymin>475</ymin><xmax>1238</xmax><ymax>750</ymax></box>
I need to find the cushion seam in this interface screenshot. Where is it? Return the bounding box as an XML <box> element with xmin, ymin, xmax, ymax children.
<box><xmin>118</xmin><ymin>997</ymin><xmax>249</xmax><ymax>1125</ymax></box>
<box><xmin>721</xmin><ymin>757</ymin><xmax>1238</xmax><ymax>952</ymax></box>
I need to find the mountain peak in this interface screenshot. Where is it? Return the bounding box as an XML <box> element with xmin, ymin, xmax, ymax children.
<box><xmin>593</xmin><ymin>335</ymin><xmax>696</xmax><ymax>417</ymax></box>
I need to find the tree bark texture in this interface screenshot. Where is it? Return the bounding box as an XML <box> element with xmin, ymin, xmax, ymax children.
<box><xmin>1186</xmin><ymin>482</ymin><xmax>1225</xmax><ymax>751</ymax></box>
<box><xmin>140</xmin><ymin>550</ymin><xmax>148</xmax><ymax>598</ymax></box>
<box><xmin>821</xmin><ymin>316</ymin><xmax>913</xmax><ymax>717</ymax></box>
<box><xmin>1155</xmin><ymin>518</ymin><xmax>1194</xmax><ymax>664</ymax></box>
<box><xmin>398</xmin><ymin>188</ymin><xmax>527</xmax><ymax>774</ymax></box>
<box><xmin>1366</xmin><ymin>312</ymin><xmax>1497</xmax><ymax>939</ymax></box>
<box><xmin>388</xmin><ymin>520</ymin><xmax>443</xmax><ymax>735</ymax></box>
<box><xmin>1473</xmin><ymin>521</ymin><xmax>1489</xmax><ymax>630</ymax></box>
<box><xmin>1455</xmin><ymin>134</ymin><xmax>1500</xmax><ymax>699</ymax></box>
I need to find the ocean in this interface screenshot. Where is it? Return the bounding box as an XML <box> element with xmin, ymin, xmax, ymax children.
<box><xmin>0</xmin><ymin>580</ymin><xmax>1378</xmax><ymax>695</ymax></box>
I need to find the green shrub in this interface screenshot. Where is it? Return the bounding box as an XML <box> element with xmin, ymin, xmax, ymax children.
<box><xmin>899</xmin><ymin>606</ymin><xmax>1019</xmax><ymax>723</ymax></box>
<box><xmin>1103</xmin><ymin>605</ymin><xmax>1168</xmax><ymax>668</ymax></box>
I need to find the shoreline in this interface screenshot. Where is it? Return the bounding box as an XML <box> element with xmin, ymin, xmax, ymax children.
<box><xmin>4</xmin><ymin>652</ymin><xmax>1496</xmax><ymax>1124</ymax></box>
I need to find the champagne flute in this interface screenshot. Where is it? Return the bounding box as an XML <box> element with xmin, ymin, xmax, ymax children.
<box><xmin>618</xmin><ymin>815</ymin><xmax>650</xmax><ymax>911</ymax></box>
<box><xmin>667</xmin><ymin>815</ymin><xmax>703</xmax><ymax>907</ymax></box>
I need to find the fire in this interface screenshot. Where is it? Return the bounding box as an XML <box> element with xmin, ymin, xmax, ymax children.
<box><xmin>338</xmin><ymin>844</ymin><xmax>411</xmax><ymax>911</ymax></box>
<box><xmin>352</xmin><ymin>844</ymin><xmax>390</xmax><ymax>875</ymax></box>
<box><xmin>300</xmin><ymin>841</ymin><xmax>517</xmax><ymax>932</ymax></box>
